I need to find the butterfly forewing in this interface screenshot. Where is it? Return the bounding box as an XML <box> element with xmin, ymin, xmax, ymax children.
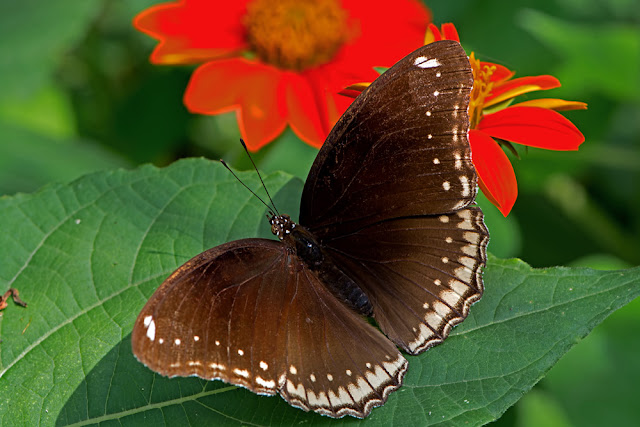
<box><xmin>301</xmin><ymin>40</ymin><xmax>476</xmax><ymax>237</ymax></box>
<box><xmin>132</xmin><ymin>239</ymin><xmax>408</xmax><ymax>418</ymax></box>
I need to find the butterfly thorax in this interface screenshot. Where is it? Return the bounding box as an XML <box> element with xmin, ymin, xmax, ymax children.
<box><xmin>270</xmin><ymin>214</ymin><xmax>323</xmax><ymax>267</ymax></box>
<box><xmin>269</xmin><ymin>213</ymin><xmax>373</xmax><ymax>316</ymax></box>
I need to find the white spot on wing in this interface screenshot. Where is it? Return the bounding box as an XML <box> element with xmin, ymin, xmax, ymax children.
<box><xmin>456</xmin><ymin>263</ymin><xmax>475</xmax><ymax>281</ymax></box>
<box><xmin>449</xmin><ymin>279</ymin><xmax>470</xmax><ymax>295</ymax></box>
<box><xmin>193</xmin><ymin>335</ymin><xmax>200</xmax><ymax>341</ymax></box>
<box><xmin>238</xmin><ymin>349</ymin><xmax>244</xmax><ymax>356</ymax></box>
<box><xmin>260</xmin><ymin>361</ymin><xmax>269</xmax><ymax>371</ymax></box>
<box><xmin>310</xmin><ymin>374</ymin><xmax>316</xmax><ymax>382</ymax></box>
<box><xmin>349</xmin><ymin>377</ymin><xmax>375</xmax><ymax>404</ymax></box>
<box><xmin>443</xmin><ymin>181</ymin><xmax>451</xmax><ymax>191</ymax></box>
<box><xmin>143</xmin><ymin>315</ymin><xmax>152</xmax><ymax>327</ymax></box>
<box><xmin>174</xmin><ymin>338</ymin><xmax>181</xmax><ymax>345</ymax></box>
<box><xmin>256</xmin><ymin>376</ymin><xmax>275</xmax><ymax>389</ymax></box>
<box><xmin>286</xmin><ymin>380</ymin><xmax>306</xmax><ymax>398</ymax></box>
<box><xmin>439</xmin><ymin>289</ymin><xmax>461</xmax><ymax>307</ymax></box>
<box><xmin>464</xmin><ymin>231</ymin><xmax>481</xmax><ymax>244</ymax></box>
<box><xmin>308</xmin><ymin>390</ymin><xmax>331</xmax><ymax>408</ymax></box>
<box><xmin>455</xmin><ymin>153</ymin><xmax>463</xmax><ymax>169</ymax></box>
<box><xmin>234</xmin><ymin>368</ymin><xmax>250</xmax><ymax>378</ymax></box>
<box><xmin>327</xmin><ymin>374</ymin><xmax>334</xmax><ymax>381</ymax></box>
<box><xmin>146</xmin><ymin>319</ymin><xmax>155</xmax><ymax>341</ymax></box>
<box><xmin>209</xmin><ymin>362</ymin><xmax>225</xmax><ymax>371</ymax></box>
<box><xmin>414</xmin><ymin>56</ymin><xmax>441</xmax><ymax>68</ymax></box>
<box><xmin>460</xmin><ymin>175</ymin><xmax>471</xmax><ymax>196</ymax></box>
<box><xmin>289</xmin><ymin>365</ymin><xmax>297</xmax><ymax>375</ymax></box>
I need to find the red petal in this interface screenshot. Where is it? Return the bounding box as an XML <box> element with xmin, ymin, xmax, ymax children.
<box><xmin>441</xmin><ymin>23</ymin><xmax>460</xmax><ymax>41</ymax></box>
<box><xmin>483</xmin><ymin>61</ymin><xmax>514</xmax><ymax>83</ymax></box>
<box><xmin>332</xmin><ymin>0</ymin><xmax>430</xmax><ymax>86</ymax></box>
<box><xmin>424</xmin><ymin>23</ymin><xmax>443</xmax><ymax>44</ymax></box>
<box><xmin>486</xmin><ymin>75</ymin><xmax>560</xmax><ymax>106</ymax></box>
<box><xmin>477</xmin><ymin>106</ymin><xmax>585</xmax><ymax>150</ymax></box>
<box><xmin>133</xmin><ymin>0</ymin><xmax>248</xmax><ymax>64</ymax></box>
<box><xmin>469</xmin><ymin>130</ymin><xmax>518</xmax><ymax>216</ymax></box>
<box><xmin>184</xmin><ymin>58</ymin><xmax>287</xmax><ymax>150</ymax></box>
<box><xmin>284</xmin><ymin>73</ymin><xmax>331</xmax><ymax>148</ymax></box>
<box><xmin>286</xmin><ymin>70</ymin><xmax>356</xmax><ymax>148</ymax></box>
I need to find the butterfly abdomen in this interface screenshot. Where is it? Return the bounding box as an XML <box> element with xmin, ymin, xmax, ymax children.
<box><xmin>285</xmin><ymin>224</ymin><xmax>374</xmax><ymax>317</ymax></box>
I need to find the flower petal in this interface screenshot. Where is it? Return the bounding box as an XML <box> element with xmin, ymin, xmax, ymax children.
<box><xmin>441</xmin><ymin>23</ymin><xmax>460</xmax><ymax>41</ymax></box>
<box><xmin>133</xmin><ymin>0</ymin><xmax>248</xmax><ymax>64</ymax></box>
<box><xmin>485</xmin><ymin>75</ymin><xmax>560</xmax><ymax>107</ymax></box>
<box><xmin>339</xmin><ymin>82</ymin><xmax>370</xmax><ymax>98</ymax></box>
<box><xmin>424</xmin><ymin>23</ymin><xmax>442</xmax><ymax>44</ymax></box>
<box><xmin>284</xmin><ymin>72</ymin><xmax>339</xmax><ymax>148</ymax></box>
<box><xmin>184</xmin><ymin>58</ymin><xmax>287</xmax><ymax>150</ymax></box>
<box><xmin>483</xmin><ymin>61</ymin><xmax>514</xmax><ymax>83</ymax></box>
<box><xmin>514</xmin><ymin>98</ymin><xmax>588</xmax><ymax>111</ymax></box>
<box><xmin>478</xmin><ymin>106</ymin><xmax>585</xmax><ymax>150</ymax></box>
<box><xmin>333</xmin><ymin>0</ymin><xmax>430</xmax><ymax>80</ymax></box>
<box><xmin>469</xmin><ymin>130</ymin><xmax>518</xmax><ymax>216</ymax></box>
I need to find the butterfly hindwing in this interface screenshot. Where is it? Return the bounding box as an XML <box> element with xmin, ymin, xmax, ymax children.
<box><xmin>132</xmin><ymin>239</ymin><xmax>407</xmax><ymax>418</ymax></box>
<box><xmin>324</xmin><ymin>207</ymin><xmax>488</xmax><ymax>354</ymax></box>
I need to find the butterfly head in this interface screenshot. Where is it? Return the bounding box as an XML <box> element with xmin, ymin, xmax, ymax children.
<box><xmin>269</xmin><ymin>214</ymin><xmax>296</xmax><ymax>240</ymax></box>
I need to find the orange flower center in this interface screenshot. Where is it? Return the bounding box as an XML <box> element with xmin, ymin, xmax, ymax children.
<box><xmin>244</xmin><ymin>0</ymin><xmax>350</xmax><ymax>70</ymax></box>
<box><xmin>468</xmin><ymin>52</ymin><xmax>496</xmax><ymax>129</ymax></box>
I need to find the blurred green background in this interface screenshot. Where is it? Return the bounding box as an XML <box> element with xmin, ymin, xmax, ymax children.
<box><xmin>1</xmin><ymin>0</ymin><xmax>638</xmax><ymax>425</ymax></box>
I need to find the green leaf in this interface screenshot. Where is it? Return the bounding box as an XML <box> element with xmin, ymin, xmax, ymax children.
<box><xmin>0</xmin><ymin>0</ymin><xmax>101</xmax><ymax>99</ymax></box>
<box><xmin>0</xmin><ymin>119</ymin><xmax>130</xmax><ymax>196</ymax></box>
<box><xmin>0</xmin><ymin>159</ymin><xmax>638</xmax><ymax>426</ymax></box>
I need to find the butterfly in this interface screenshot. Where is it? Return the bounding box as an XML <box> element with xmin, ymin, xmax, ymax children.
<box><xmin>132</xmin><ymin>40</ymin><xmax>488</xmax><ymax>419</ymax></box>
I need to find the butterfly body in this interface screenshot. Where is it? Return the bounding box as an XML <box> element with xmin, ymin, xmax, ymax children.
<box><xmin>132</xmin><ymin>40</ymin><xmax>489</xmax><ymax>418</ymax></box>
<box><xmin>271</xmin><ymin>213</ymin><xmax>374</xmax><ymax>315</ymax></box>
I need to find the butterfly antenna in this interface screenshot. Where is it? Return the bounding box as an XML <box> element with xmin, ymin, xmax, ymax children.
<box><xmin>239</xmin><ymin>138</ymin><xmax>280</xmax><ymax>215</ymax></box>
<box><xmin>220</xmin><ymin>159</ymin><xmax>276</xmax><ymax>217</ymax></box>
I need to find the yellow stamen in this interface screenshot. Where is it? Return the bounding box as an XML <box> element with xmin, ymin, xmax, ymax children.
<box><xmin>514</xmin><ymin>98</ymin><xmax>588</xmax><ymax>111</ymax></box>
<box><xmin>244</xmin><ymin>0</ymin><xmax>351</xmax><ymax>70</ymax></box>
<box><xmin>468</xmin><ymin>52</ymin><xmax>496</xmax><ymax>129</ymax></box>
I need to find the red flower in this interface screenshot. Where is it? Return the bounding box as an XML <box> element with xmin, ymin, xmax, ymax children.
<box><xmin>343</xmin><ymin>23</ymin><xmax>586</xmax><ymax>216</ymax></box>
<box><xmin>428</xmin><ymin>24</ymin><xmax>586</xmax><ymax>216</ymax></box>
<box><xmin>134</xmin><ymin>0</ymin><xmax>431</xmax><ymax>150</ymax></box>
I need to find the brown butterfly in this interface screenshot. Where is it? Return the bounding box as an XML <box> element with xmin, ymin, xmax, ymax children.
<box><xmin>132</xmin><ymin>40</ymin><xmax>488</xmax><ymax>418</ymax></box>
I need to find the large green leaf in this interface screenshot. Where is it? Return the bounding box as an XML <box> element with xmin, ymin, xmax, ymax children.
<box><xmin>0</xmin><ymin>0</ymin><xmax>101</xmax><ymax>100</ymax></box>
<box><xmin>0</xmin><ymin>119</ymin><xmax>130</xmax><ymax>196</ymax></box>
<box><xmin>0</xmin><ymin>159</ymin><xmax>638</xmax><ymax>426</ymax></box>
